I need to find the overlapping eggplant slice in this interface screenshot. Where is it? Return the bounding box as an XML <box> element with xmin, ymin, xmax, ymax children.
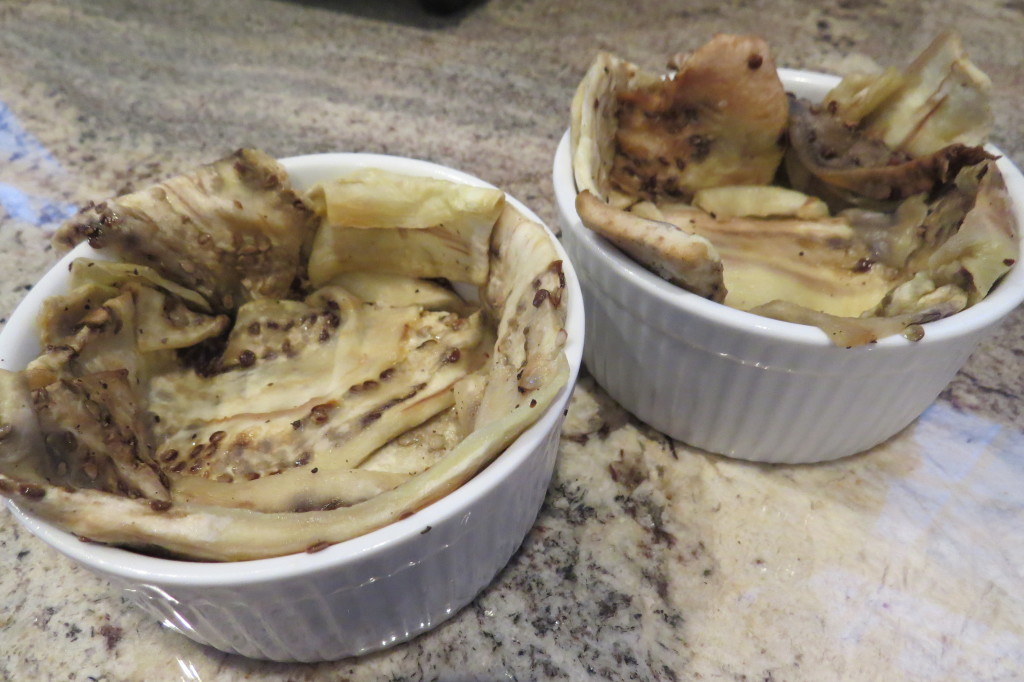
<box><xmin>54</xmin><ymin>149</ymin><xmax>318</xmax><ymax>312</ymax></box>
<box><xmin>649</xmin><ymin>198</ymin><xmax>899</xmax><ymax>317</ymax></box>
<box><xmin>570</xmin><ymin>32</ymin><xmax>1018</xmax><ymax>345</ymax></box>
<box><xmin>306</xmin><ymin>168</ymin><xmax>505</xmax><ymax>287</ymax></box>
<box><xmin>573</xmin><ymin>34</ymin><xmax>789</xmax><ymax>208</ymax></box>
<box><xmin>29</xmin><ymin>369</ymin><xmax>168</xmax><ymax>501</ymax></box>
<box><xmin>0</xmin><ymin>261</ymin><xmax>232</xmax><ymax>510</ymax></box>
<box><xmin>575</xmin><ymin>190</ymin><xmax>725</xmax><ymax>302</ymax></box>
<box><xmin>785</xmin><ymin>96</ymin><xmax>994</xmax><ymax>210</ymax></box>
<box><xmin>0</xmin><ymin>155</ymin><xmax>570</xmax><ymax>560</ymax></box>
<box><xmin>611</xmin><ymin>35</ymin><xmax>789</xmax><ymax>203</ymax></box>
<box><xmin>828</xmin><ymin>32</ymin><xmax>994</xmax><ymax>157</ymax></box>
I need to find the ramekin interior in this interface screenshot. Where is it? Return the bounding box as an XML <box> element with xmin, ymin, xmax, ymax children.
<box><xmin>1</xmin><ymin>153</ymin><xmax>585</xmax><ymax>586</ymax></box>
<box><xmin>554</xmin><ymin>69</ymin><xmax>1024</xmax><ymax>351</ymax></box>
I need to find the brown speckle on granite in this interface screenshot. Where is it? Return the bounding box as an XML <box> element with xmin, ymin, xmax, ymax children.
<box><xmin>99</xmin><ymin>622</ymin><xmax>124</xmax><ymax>651</ymax></box>
<box><xmin>1</xmin><ymin>1</ymin><xmax>1023</xmax><ymax>680</ymax></box>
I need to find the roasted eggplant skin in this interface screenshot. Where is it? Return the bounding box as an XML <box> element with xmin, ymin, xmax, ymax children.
<box><xmin>54</xmin><ymin>149</ymin><xmax>318</xmax><ymax>312</ymax></box>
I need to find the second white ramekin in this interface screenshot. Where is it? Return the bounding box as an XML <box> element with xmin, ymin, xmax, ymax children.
<box><xmin>553</xmin><ymin>69</ymin><xmax>1024</xmax><ymax>464</ymax></box>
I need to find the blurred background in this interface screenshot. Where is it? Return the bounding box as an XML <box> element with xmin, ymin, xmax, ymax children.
<box><xmin>2</xmin><ymin>0</ymin><xmax>1021</xmax><ymax>233</ymax></box>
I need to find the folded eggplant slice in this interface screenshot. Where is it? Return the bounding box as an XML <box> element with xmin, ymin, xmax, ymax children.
<box><xmin>787</xmin><ymin>32</ymin><xmax>995</xmax><ymax>210</ymax></box>
<box><xmin>54</xmin><ymin>149</ymin><xmax>318</xmax><ymax>312</ymax></box>
<box><xmin>152</xmin><ymin>294</ymin><xmax>487</xmax><ymax>486</ymax></box>
<box><xmin>29</xmin><ymin>274</ymin><xmax>229</xmax><ymax>391</ymax></box>
<box><xmin>66</xmin><ymin>259</ymin><xmax>215</xmax><ymax>313</ymax></box>
<box><xmin>29</xmin><ymin>369</ymin><xmax>168</xmax><ymax>501</ymax></box>
<box><xmin>475</xmin><ymin>204</ymin><xmax>570</xmax><ymax>427</ymax></box>
<box><xmin>895</xmin><ymin>159</ymin><xmax>1017</xmax><ymax>307</ymax></box>
<box><xmin>616</xmin><ymin>34</ymin><xmax>789</xmax><ymax>202</ymax></box>
<box><xmin>572</xmin><ymin>35</ymin><xmax>788</xmax><ymax>206</ymax></box>
<box><xmin>786</xmin><ymin>96</ymin><xmax>993</xmax><ymax>209</ymax></box>
<box><xmin>847</xmin><ymin>32</ymin><xmax>994</xmax><ymax>157</ymax></box>
<box><xmin>0</xmin><ymin>363</ymin><xmax>566</xmax><ymax>561</ymax></box>
<box><xmin>571</xmin><ymin>51</ymin><xmax>657</xmax><ymax>206</ymax></box>
<box><xmin>319</xmin><ymin>271</ymin><xmax>470</xmax><ymax>313</ymax></box>
<box><xmin>749</xmin><ymin>298</ymin><xmax>962</xmax><ymax>348</ymax></box>
<box><xmin>0</xmin><ymin>371</ymin><xmax>50</xmax><ymax>484</ymax></box>
<box><xmin>575</xmin><ymin>190</ymin><xmax>725</xmax><ymax>302</ymax></box>
<box><xmin>652</xmin><ymin>200</ymin><xmax>898</xmax><ymax>317</ymax></box>
<box><xmin>305</xmin><ymin>169</ymin><xmax>505</xmax><ymax>287</ymax></box>
<box><xmin>692</xmin><ymin>186</ymin><xmax>830</xmax><ymax>221</ymax></box>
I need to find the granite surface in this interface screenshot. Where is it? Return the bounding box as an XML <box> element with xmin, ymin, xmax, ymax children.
<box><xmin>2</xmin><ymin>0</ymin><xmax>1023</xmax><ymax>680</ymax></box>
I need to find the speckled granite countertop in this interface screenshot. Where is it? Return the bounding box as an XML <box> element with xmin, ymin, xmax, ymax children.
<box><xmin>2</xmin><ymin>1</ymin><xmax>1023</xmax><ymax>680</ymax></box>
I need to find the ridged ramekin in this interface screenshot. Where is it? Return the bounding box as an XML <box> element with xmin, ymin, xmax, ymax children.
<box><xmin>553</xmin><ymin>69</ymin><xmax>1024</xmax><ymax>464</ymax></box>
<box><xmin>1</xmin><ymin>153</ymin><xmax>584</xmax><ymax>661</ymax></box>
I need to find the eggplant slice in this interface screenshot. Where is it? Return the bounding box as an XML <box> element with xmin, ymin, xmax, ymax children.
<box><xmin>834</xmin><ymin>32</ymin><xmax>994</xmax><ymax>158</ymax></box>
<box><xmin>54</xmin><ymin>149</ymin><xmax>318</xmax><ymax>312</ymax></box>
<box><xmin>785</xmin><ymin>96</ymin><xmax>994</xmax><ymax>210</ymax></box>
<box><xmin>612</xmin><ymin>34</ymin><xmax>789</xmax><ymax>203</ymax></box>
<box><xmin>571</xmin><ymin>35</ymin><xmax>789</xmax><ymax>207</ymax></box>
<box><xmin>575</xmin><ymin>190</ymin><xmax>725</xmax><ymax>302</ymax></box>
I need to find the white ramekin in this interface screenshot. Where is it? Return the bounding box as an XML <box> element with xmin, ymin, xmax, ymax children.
<box><xmin>553</xmin><ymin>69</ymin><xmax>1024</xmax><ymax>464</ymax></box>
<box><xmin>0</xmin><ymin>153</ymin><xmax>584</xmax><ymax>662</ymax></box>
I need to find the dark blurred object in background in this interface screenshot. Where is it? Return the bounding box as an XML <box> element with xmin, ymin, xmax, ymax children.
<box><xmin>421</xmin><ymin>0</ymin><xmax>475</xmax><ymax>14</ymax></box>
<box><xmin>284</xmin><ymin>0</ymin><xmax>484</xmax><ymax>26</ymax></box>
